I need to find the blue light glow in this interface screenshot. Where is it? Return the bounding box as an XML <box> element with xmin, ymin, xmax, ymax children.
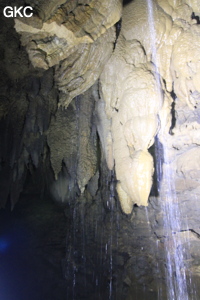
<box><xmin>0</xmin><ymin>237</ymin><xmax>10</xmax><ymax>253</ymax></box>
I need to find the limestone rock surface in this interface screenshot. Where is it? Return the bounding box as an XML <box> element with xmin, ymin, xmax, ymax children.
<box><xmin>99</xmin><ymin>5</ymin><xmax>165</xmax><ymax>213</ymax></box>
<box><xmin>8</xmin><ymin>0</ymin><xmax>200</xmax><ymax>217</ymax></box>
<box><xmin>98</xmin><ymin>0</ymin><xmax>200</xmax><ymax>213</ymax></box>
<box><xmin>2</xmin><ymin>0</ymin><xmax>200</xmax><ymax>298</ymax></box>
<box><xmin>14</xmin><ymin>0</ymin><xmax>122</xmax><ymax>107</ymax></box>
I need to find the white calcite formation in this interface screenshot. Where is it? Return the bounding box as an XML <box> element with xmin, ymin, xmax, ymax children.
<box><xmin>100</xmin><ymin>0</ymin><xmax>200</xmax><ymax>213</ymax></box>
<box><xmin>14</xmin><ymin>0</ymin><xmax>122</xmax><ymax>108</ymax></box>
<box><xmin>14</xmin><ymin>0</ymin><xmax>200</xmax><ymax>213</ymax></box>
<box><xmin>100</xmin><ymin>51</ymin><xmax>162</xmax><ymax>212</ymax></box>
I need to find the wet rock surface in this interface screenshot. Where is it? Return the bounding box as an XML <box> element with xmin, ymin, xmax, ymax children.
<box><xmin>59</xmin><ymin>149</ymin><xmax>200</xmax><ymax>300</ymax></box>
<box><xmin>2</xmin><ymin>184</ymin><xmax>200</xmax><ymax>300</ymax></box>
<box><xmin>1</xmin><ymin>0</ymin><xmax>200</xmax><ymax>299</ymax></box>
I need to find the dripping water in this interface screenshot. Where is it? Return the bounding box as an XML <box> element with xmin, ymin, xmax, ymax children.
<box><xmin>146</xmin><ymin>0</ymin><xmax>195</xmax><ymax>299</ymax></box>
<box><xmin>107</xmin><ymin>170</ymin><xmax>115</xmax><ymax>299</ymax></box>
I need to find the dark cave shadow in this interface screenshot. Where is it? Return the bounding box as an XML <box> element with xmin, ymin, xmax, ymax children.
<box><xmin>123</xmin><ymin>0</ymin><xmax>133</xmax><ymax>5</ymax></box>
<box><xmin>191</xmin><ymin>12</ymin><xmax>200</xmax><ymax>24</ymax></box>
<box><xmin>149</xmin><ymin>136</ymin><xmax>164</xmax><ymax>197</ymax></box>
<box><xmin>169</xmin><ymin>89</ymin><xmax>177</xmax><ymax>135</ymax></box>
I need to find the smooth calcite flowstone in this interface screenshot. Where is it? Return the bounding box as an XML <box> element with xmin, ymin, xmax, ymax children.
<box><xmin>14</xmin><ymin>0</ymin><xmax>200</xmax><ymax>213</ymax></box>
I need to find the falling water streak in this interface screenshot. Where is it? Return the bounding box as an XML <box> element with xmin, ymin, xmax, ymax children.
<box><xmin>145</xmin><ymin>205</ymin><xmax>163</xmax><ymax>298</ymax></box>
<box><xmin>147</xmin><ymin>0</ymin><xmax>162</xmax><ymax>99</ymax></box>
<box><xmin>81</xmin><ymin>206</ymin><xmax>87</xmax><ymax>291</ymax></box>
<box><xmin>181</xmin><ymin>195</ymin><xmax>198</xmax><ymax>300</ymax></box>
<box><xmin>69</xmin><ymin>96</ymin><xmax>80</xmax><ymax>300</ymax></box>
<box><xmin>146</xmin><ymin>0</ymin><xmax>190</xmax><ymax>299</ymax></box>
<box><xmin>109</xmin><ymin>210</ymin><xmax>113</xmax><ymax>299</ymax></box>
<box><xmin>155</xmin><ymin>237</ymin><xmax>163</xmax><ymax>299</ymax></box>
<box><xmin>97</xmin><ymin>203</ymin><xmax>104</xmax><ymax>298</ymax></box>
<box><xmin>109</xmin><ymin>171</ymin><xmax>116</xmax><ymax>299</ymax></box>
<box><xmin>161</xmin><ymin>161</ymin><xmax>190</xmax><ymax>300</ymax></box>
<box><xmin>72</xmin><ymin>204</ymin><xmax>77</xmax><ymax>300</ymax></box>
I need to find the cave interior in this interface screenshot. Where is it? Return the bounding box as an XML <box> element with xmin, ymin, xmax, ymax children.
<box><xmin>1</xmin><ymin>0</ymin><xmax>200</xmax><ymax>299</ymax></box>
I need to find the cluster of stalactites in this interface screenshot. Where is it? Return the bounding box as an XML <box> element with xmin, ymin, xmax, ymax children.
<box><xmin>99</xmin><ymin>0</ymin><xmax>200</xmax><ymax>213</ymax></box>
<box><xmin>15</xmin><ymin>0</ymin><xmax>122</xmax><ymax>108</ymax></box>
<box><xmin>14</xmin><ymin>0</ymin><xmax>200</xmax><ymax>213</ymax></box>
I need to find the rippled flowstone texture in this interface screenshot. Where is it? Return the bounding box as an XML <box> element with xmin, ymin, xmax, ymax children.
<box><xmin>1</xmin><ymin>0</ymin><xmax>200</xmax><ymax>299</ymax></box>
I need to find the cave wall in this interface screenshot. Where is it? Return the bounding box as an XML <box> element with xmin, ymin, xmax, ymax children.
<box><xmin>1</xmin><ymin>0</ymin><xmax>200</xmax><ymax>299</ymax></box>
<box><xmin>12</xmin><ymin>0</ymin><xmax>200</xmax><ymax>216</ymax></box>
<box><xmin>0</xmin><ymin>1</ymin><xmax>102</xmax><ymax>208</ymax></box>
<box><xmin>100</xmin><ymin>0</ymin><xmax>200</xmax><ymax>214</ymax></box>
